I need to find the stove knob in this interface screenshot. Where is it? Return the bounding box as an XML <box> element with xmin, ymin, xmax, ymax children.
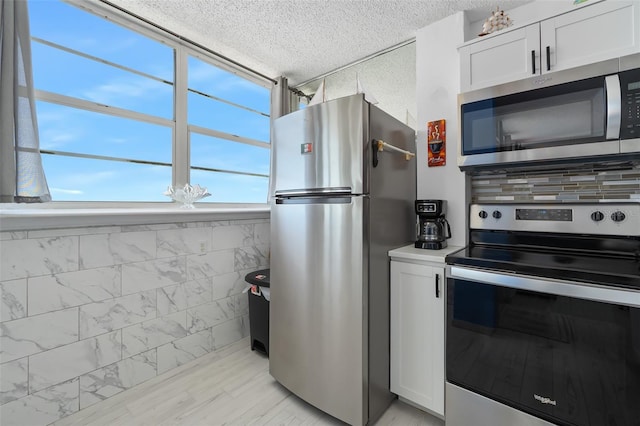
<box><xmin>591</xmin><ymin>211</ymin><xmax>604</xmax><ymax>222</ymax></box>
<box><xmin>492</xmin><ymin>210</ymin><xmax>502</xmax><ymax>219</ymax></box>
<box><xmin>611</xmin><ymin>211</ymin><xmax>626</xmax><ymax>222</ymax></box>
<box><xmin>479</xmin><ymin>210</ymin><xmax>488</xmax><ymax>219</ymax></box>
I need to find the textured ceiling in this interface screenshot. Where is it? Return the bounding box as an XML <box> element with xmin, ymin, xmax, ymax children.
<box><xmin>106</xmin><ymin>0</ymin><xmax>532</xmax><ymax>86</ymax></box>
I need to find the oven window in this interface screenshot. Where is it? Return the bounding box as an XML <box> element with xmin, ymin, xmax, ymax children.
<box><xmin>447</xmin><ymin>278</ymin><xmax>640</xmax><ymax>426</ymax></box>
<box><xmin>461</xmin><ymin>76</ymin><xmax>606</xmax><ymax>155</ymax></box>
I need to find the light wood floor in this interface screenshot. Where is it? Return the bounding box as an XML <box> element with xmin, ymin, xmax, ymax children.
<box><xmin>54</xmin><ymin>338</ymin><xmax>445</xmax><ymax>426</ymax></box>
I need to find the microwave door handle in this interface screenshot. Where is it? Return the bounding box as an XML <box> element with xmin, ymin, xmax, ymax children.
<box><xmin>605</xmin><ymin>74</ymin><xmax>621</xmax><ymax>140</ymax></box>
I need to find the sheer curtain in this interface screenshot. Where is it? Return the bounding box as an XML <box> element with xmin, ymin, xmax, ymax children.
<box><xmin>0</xmin><ymin>0</ymin><xmax>50</xmax><ymax>203</ymax></box>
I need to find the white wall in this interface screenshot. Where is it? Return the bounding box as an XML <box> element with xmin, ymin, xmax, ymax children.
<box><xmin>416</xmin><ymin>12</ymin><xmax>468</xmax><ymax>248</ymax></box>
<box><xmin>296</xmin><ymin>43</ymin><xmax>417</xmax><ymax>129</ymax></box>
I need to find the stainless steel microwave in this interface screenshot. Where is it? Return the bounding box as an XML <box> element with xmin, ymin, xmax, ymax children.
<box><xmin>458</xmin><ymin>53</ymin><xmax>640</xmax><ymax>170</ymax></box>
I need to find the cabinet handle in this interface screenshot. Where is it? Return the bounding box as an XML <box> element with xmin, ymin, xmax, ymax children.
<box><xmin>546</xmin><ymin>46</ymin><xmax>551</xmax><ymax>71</ymax></box>
<box><xmin>435</xmin><ymin>274</ymin><xmax>440</xmax><ymax>298</ymax></box>
<box><xmin>531</xmin><ymin>50</ymin><xmax>536</xmax><ymax>75</ymax></box>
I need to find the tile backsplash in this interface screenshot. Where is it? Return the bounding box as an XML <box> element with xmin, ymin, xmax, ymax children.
<box><xmin>0</xmin><ymin>218</ymin><xmax>269</xmax><ymax>426</ymax></box>
<box><xmin>471</xmin><ymin>161</ymin><xmax>640</xmax><ymax>203</ymax></box>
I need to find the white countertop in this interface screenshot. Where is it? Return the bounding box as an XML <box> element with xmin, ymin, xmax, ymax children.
<box><xmin>388</xmin><ymin>244</ymin><xmax>465</xmax><ymax>264</ymax></box>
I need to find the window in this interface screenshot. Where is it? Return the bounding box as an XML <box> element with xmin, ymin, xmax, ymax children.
<box><xmin>187</xmin><ymin>56</ymin><xmax>270</xmax><ymax>203</ymax></box>
<box><xmin>28</xmin><ymin>0</ymin><xmax>271</xmax><ymax>203</ymax></box>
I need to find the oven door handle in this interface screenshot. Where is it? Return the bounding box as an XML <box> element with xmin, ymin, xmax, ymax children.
<box><xmin>448</xmin><ymin>265</ymin><xmax>640</xmax><ymax>308</ymax></box>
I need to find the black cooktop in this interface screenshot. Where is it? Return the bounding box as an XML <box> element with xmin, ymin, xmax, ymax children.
<box><xmin>446</xmin><ymin>231</ymin><xmax>640</xmax><ymax>290</ymax></box>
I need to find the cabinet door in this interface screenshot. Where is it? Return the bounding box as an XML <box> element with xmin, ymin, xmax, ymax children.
<box><xmin>541</xmin><ymin>1</ymin><xmax>640</xmax><ymax>73</ymax></box>
<box><xmin>459</xmin><ymin>24</ymin><xmax>540</xmax><ymax>92</ymax></box>
<box><xmin>390</xmin><ymin>260</ymin><xmax>445</xmax><ymax>416</ymax></box>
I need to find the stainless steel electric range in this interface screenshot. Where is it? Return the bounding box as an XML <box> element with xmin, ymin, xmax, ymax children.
<box><xmin>445</xmin><ymin>202</ymin><xmax>640</xmax><ymax>426</ymax></box>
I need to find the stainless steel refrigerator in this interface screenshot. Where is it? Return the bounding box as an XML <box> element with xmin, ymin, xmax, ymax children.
<box><xmin>269</xmin><ymin>94</ymin><xmax>416</xmax><ymax>425</ymax></box>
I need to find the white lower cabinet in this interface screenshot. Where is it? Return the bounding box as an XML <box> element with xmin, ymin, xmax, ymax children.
<box><xmin>390</xmin><ymin>259</ymin><xmax>445</xmax><ymax>417</ymax></box>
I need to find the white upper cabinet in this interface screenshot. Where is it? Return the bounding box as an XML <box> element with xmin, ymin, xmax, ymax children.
<box><xmin>460</xmin><ymin>1</ymin><xmax>640</xmax><ymax>92</ymax></box>
<box><xmin>459</xmin><ymin>24</ymin><xmax>540</xmax><ymax>93</ymax></box>
<box><xmin>541</xmin><ymin>1</ymin><xmax>640</xmax><ymax>72</ymax></box>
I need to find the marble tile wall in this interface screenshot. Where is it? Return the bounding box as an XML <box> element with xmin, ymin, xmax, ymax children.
<box><xmin>0</xmin><ymin>218</ymin><xmax>269</xmax><ymax>425</ymax></box>
<box><xmin>470</xmin><ymin>161</ymin><xmax>640</xmax><ymax>203</ymax></box>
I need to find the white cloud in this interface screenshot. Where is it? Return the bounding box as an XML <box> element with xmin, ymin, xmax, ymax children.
<box><xmin>83</xmin><ymin>82</ymin><xmax>144</xmax><ymax>103</ymax></box>
<box><xmin>36</xmin><ymin>110</ymin><xmax>68</xmax><ymax>123</ymax></box>
<box><xmin>188</xmin><ymin>61</ymin><xmax>265</xmax><ymax>95</ymax></box>
<box><xmin>60</xmin><ymin>35</ymin><xmax>136</xmax><ymax>55</ymax></box>
<box><xmin>59</xmin><ymin>171</ymin><xmax>117</xmax><ymax>187</ymax></box>
<box><xmin>106</xmin><ymin>137</ymin><xmax>128</xmax><ymax>144</ymax></box>
<box><xmin>104</xmin><ymin>37</ymin><xmax>138</xmax><ymax>54</ymax></box>
<box><xmin>40</xmin><ymin>131</ymin><xmax>79</xmax><ymax>150</ymax></box>
<box><xmin>51</xmin><ymin>133</ymin><xmax>76</xmax><ymax>143</ymax></box>
<box><xmin>50</xmin><ymin>187</ymin><xmax>83</xmax><ymax>195</ymax></box>
<box><xmin>189</xmin><ymin>62</ymin><xmax>225</xmax><ymax>82</ymax></box>
<box><xmin>82</xmin><ymin>76</ymin><xmax>170</xmax><ymax>106</ymax></box>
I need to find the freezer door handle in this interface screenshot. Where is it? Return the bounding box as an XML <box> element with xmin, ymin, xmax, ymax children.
<box><xmin>435</xmin><ymin>273</ymin><xmax>440</xmax><ymax>298</ymax></box>
<box><xmin>275</xmin><ymin>187</ymin><xmax>352</xmax><ymax>197</ymax></box>
<box><xmin>276</xmin><ymin>195</ymin><xmax>353</xmax><ymax>205</ymax></box>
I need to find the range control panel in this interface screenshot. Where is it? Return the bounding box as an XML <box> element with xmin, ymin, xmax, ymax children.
<box><xmin>470</xmin><ymin>203</ymin><xmax>640</xmax><ymax>236</ymax></box>
<box><xmin>514</xmin><ymin>208</ymin><xmax>573</xmax><ymax>222</ymax></box>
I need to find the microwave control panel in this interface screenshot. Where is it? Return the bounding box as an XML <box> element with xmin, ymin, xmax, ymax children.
<box><xmin>620</xmin><ymin>68</ymin><xmax>640</xmax><ymax>140</ymax></box>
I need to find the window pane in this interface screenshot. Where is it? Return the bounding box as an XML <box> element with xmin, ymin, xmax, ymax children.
<box><xmin>32</xmin><ymin>43</ymin><xmax>173</xmax><ymax>118</ymax></box>
<box><xmin>188</xmin><ymin>92</ymin><xmax>270</xmax><ymax>142</ymax></box>
<box><xmin>190</xmin><ymin>170</ymin><xmax>268</xmax><ymax>203</ymax></box>
<box><xmin>188</xmin><ymin>56</ymin><xmax>269</xmax><ymax>114</ymax></box>
<box><xmin>29</xmin><ymin>0</ymin><xmax>173</xmax><ymax>81</ymax></box>
<box><xmin>42</xmin><ymin>156</ymin><xmax>172</xmax><ymax>202</ymax></box>
<box><xmin>37</xmin><ymin>102</ymin><xmax>172</xmax><ymax>163</ymax></box>
<box><xmin>191</xmin><ymin>134</ymin><xmax>269</xmax><ymax>175</ymax></box>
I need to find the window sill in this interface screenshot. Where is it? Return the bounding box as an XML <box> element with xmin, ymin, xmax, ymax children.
<box><xmin>0</xmin><ymin>203</ymin><xmax>270</xmax><ymax>231</ymax></box>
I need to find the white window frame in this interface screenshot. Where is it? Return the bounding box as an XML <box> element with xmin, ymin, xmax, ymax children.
<box><xmin>28</xmin><ymin>0</ymin><xmax>273</xmax><ymax>207</ymax></box>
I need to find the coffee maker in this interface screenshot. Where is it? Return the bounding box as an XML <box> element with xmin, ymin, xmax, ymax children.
<box><xmin>415</xmin><ymin>199</ymin><xmax>452</xmax><ymax>250</ymax></box>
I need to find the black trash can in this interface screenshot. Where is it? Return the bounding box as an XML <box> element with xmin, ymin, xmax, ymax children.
<box><xmin>244</xmin><ymin>269</ymin><xmax>270</xmax><ymax>356</ymax></box>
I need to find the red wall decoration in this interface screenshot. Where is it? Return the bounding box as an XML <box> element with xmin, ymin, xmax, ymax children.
<box><xmin>427</xmin><ymin>119</ymin><xmax>446</xmax><ymax>167</ymax></box>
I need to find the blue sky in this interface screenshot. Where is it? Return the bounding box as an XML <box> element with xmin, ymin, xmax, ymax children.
<box><xmin>29</xmin><ymin>0</ymin><xmax>271</xmax><ymax>203</ymax></box>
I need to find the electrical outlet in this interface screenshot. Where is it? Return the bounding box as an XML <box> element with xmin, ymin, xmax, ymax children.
<box><xmin>199</xmin><ymin>241</ymin><xmax>207</xmax><ymax>252</ymax></box>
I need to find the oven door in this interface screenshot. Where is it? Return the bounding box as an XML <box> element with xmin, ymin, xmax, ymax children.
<box><xmin>446</xmin><ymin>265</ymin><xmax>640</xmax><ymax>426</ymax></box>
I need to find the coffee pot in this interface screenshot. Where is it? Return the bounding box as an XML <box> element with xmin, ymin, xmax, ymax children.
<box><xmin>415</xmin><ymin>199</ymin><xmax>452</xmax><ymax>250</ymax></box>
